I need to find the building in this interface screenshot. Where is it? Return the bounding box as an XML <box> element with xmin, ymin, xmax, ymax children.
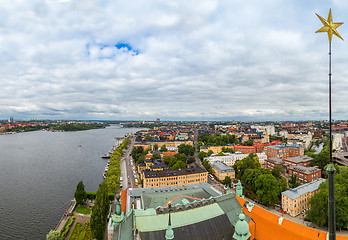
<box><xmin>138</xmin><ymin>159</ymin><xmax>169</xmax><ymax>178</ymax></box>
<box><xmin>264</xmin><ymin>157</ymin><xmax>284</xmax><ymax>169</ymax></box>
<box><xmin>142</xmin><ymin>165</ymin><xmax>208</xmax><ymax>188</ymax></box>
<box><xmin>265</xmin><ymin>143</ymin><xmax>304</xmax><ymax>159</ymax></box>
<box><xmin>211</xmin><ymin>161</ymin><xmax>235</xmax><ymax>181</ymax></box>
<box><xmin>283</xmin><ymin>156</ymin><xmax>312</xmax><ymax>167</ymax></box>
<box><xmin>205</xmin><ymin>152</ymin><xmax>267</xmax><ymax>167</ymax></box>
<box><xmin>110</xmin><ymin>183</ymin><xmax>252</xmax><ymax>240</ymax></box>
<box><xmin>200</xmin><ymin>145</ymin><xmax>234</xmax><ymax>154</ymax></box>
<box><xmin>236</xmin><ymin>194</ymin><xmax>348</xmax><ymax>240</ymax></box>
<box><xmin>287</xmin><ymin>165</ymin><xmax>321</xmax><ymax>183</ymax></box>
<box><xmin>234</xmin><ymin>144</ymin><xmax>256</xmax><ymax>154</ymax></box>
<box><xmin>333</xmin><ymin>134</ymin><xmax>343</xmax><ymax>151</ymax></box>
<box><xmin>109</xmin><ymin>181</ymin><xmax>348</xmax><ymax>240</ymax></box>
<box><xmin>281</xmin><ymin>178</ymin><xmax>326</xmax><ymax>217</ymax></box>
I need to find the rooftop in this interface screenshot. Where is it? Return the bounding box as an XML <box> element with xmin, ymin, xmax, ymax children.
<box><xmin>143</xmin><ymin>165</ymin><xmax>207</xmax><ymax>178</ymax></box>
<box><xmin>266</xmin><ymin>157</ymin><xmax>283</xmax><ymax>165</ymax></box>
<box><xmin>284</xmin><ymin>156</ymin><xmax>313</xmax><ymax>163</ymax></box>
<box><xmin>211</xmin><ymin>161</ymin><xmax>235</xmax><ymax>173</ymax></box>
<box><xmin>281</xmin><ymin>178</ymin><xmax>326</xmax><ymax>200</ymax></box>
<box><xmin>266</xmin><ymin>143</ymin><xmax>303</xmax><ymax>150</ymax></box>
<box><xmin>288</xmin><ymin>165</ymin><xmax>320</xmax><ymax>174</ymax></box>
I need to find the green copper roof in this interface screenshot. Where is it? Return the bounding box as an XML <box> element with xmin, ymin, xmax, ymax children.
<box><xmin>236</xmin><ymin>180</ymin><xmax>243</xmax><ymax>197</ymax></box>
<box><xmin>135</xmin><ymin>203</ymin><xmax>225</xmax><ymax>232</ymax></box>
<box><xmin>233</xmin><ymin>210</ymin><xmax>251</xmax><ymax>240</ymax></box>
<box><xmin>141</xmin><ymin>188</ymin><xmax>213</xmax><ymax>209</ymax></box>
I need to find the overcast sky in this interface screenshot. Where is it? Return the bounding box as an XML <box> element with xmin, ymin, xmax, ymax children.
<box><xmin>1</xmin><ymin>0</ymin><xmax>348</xmax><ymax>121</ymax></box>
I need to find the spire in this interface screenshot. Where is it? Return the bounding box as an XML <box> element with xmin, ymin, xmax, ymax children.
<box><xmin>226</xmin><ymin>185</ymin><xmax>231</xmax><ymax>194</ymax></box>
<box><xmin>233</xmin><ymin>209</ymin><xmax>251</xmax><ymax>240</ymax></box>
<box><xmin>115</xmin><ymin>194</ymin><xmax>121</xmax><ymax>215</ymax></box>
<box><xmin>165</xmin><ymin>202</ymin><xmax>174</xmax><ymax>240</ymax></box>
<box><xmin>236</xmin><ymin>180</ymin><xmax>244</xmax><ymax>198</ymax></box>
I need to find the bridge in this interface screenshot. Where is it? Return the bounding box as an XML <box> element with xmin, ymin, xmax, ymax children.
<box><xmin>333</xmin><ymin>152</ymin><xmax>348</xmax><ymax>166</ymax></box>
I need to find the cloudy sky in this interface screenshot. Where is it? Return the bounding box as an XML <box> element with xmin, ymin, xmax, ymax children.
<box><xmin>1</xmin><ymin>0</ymin><xmax>348</xmax><ymax>121</ymax></box>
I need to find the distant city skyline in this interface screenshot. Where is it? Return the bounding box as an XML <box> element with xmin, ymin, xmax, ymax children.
<box><xmin>1</xmin><ymin>1</ymin><xmax>348</xmax><ymax>121</ymax></box>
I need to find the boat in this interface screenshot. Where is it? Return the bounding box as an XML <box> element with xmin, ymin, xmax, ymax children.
<box><xmin>101</xmin><ymin>154</ymin><xmax>111</xmax><ymax>159</ymax></box>
<box><xmin>103</xmin><ymin>172</ymin><xmax>107</xmax><ymax>179</ymax></box>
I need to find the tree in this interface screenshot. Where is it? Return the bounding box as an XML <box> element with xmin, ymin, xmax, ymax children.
<box><xmin>172</xmin><ymin>160</ymin><xmax>187</xmax><ymax>169</ymax></box>
<box><xmin>144</xmin><ymin>135</ymin><xmax>152</xmax><ymax>141</ymax></box>
<box><xmin>271</xmin><ymin>166</ymin><xmax>285</xmax><ymax>179</ymax></box>
<box><xmin>153</xmin><ymin>144</ymin><xmax>159</xmax><ymax>150</ymax></box>
<box><xmin>163</xmin><ymin>155</ymin><xmax>177</xmax><ymax>168</ymax></box>
<box><xmin>175</xmin><ymin>153</ymin><xmax>186</xmax><ymax>162</ymax></box>
<box><xmin>197</xmin><ymin>141</ymin><xmax>203</xmax><ymax>150</ymax></box>
<box><xmin>178</xmin><ymin>144</ymin><xmax>195</xmax><ymax>156</ymax></box>
<box><xmin>306</xmin><ymin>166</ymin><xmax>348</xmax><ymax>230</ymax></box>
<box><xmin>207</xmin><ymin>150</ymin><xmax>214</xmax><ymax>156</ymax></box>
<box><xmin>160</xmin><ymin>145</ymin><xmax>168</xmax><ymax>152</ymax></box>
<box><xmin>202</xmin><ymin>159</ymin><xmax>213</xmax><ymax>174</ymax></box>
<box><xmin>288</xmin><ymin>174</ymin><xmax>301</xmax><ymax>189</ymax></box>
<box><xmin>46</xmin><ymin>230</ymin><xmax>60</xmax><ymax>240</ymax></box>
<box><xmin>186</xmin><ymin>156</ymin><xmax>196</xmax><ymax>164</ymax></box>
<box><xmin>255</xmin><ymin>174</ymin><xmax>281</xmax><ymax>206</ymax></box>
<box><xmin>217</xmin><ymin>152</ymin><xmax>226</xmax><ymax>156</ymax></box>
<box><xmin>233</xmin><ymin>155</ymin><xmax>261</xmax><ymax>179</ymax></box>
<box><xmin>198</xmin><ymin>151</ymin><xmax>207</xmax><ymax>161</ymax></box>
<box><xmin>152</xmin><ymin>153</ymin><xmax>161</xmax><ymax>159</ymax></box>
<box><xmin>91</xmin><ymin>182</ymin><xmax>110</xmax><ymax>240</ymax></box>
<box><xmin>222</xmin><ymin>176</ymin><xmax>232</xmax><ymax>187</ymax></box>
<box><xmin>75</xmin><ymin>181</ymin><xmax>87</xmax><ymax>205</ymax></box>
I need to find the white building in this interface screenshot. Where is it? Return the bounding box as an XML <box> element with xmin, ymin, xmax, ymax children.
<box><xmin>333</xmin><ymin>134</ymin><xmax>342</xmax><ymax>151</ymax></box>
<box><xmin>205</xmin><ymin>152</ymin><xmax>267</xmax><ymax>166</ymax></box>
<box><xmin>251</xmin><ymin>125</ymin><xmax>275</xmax><ymax>136</ymax></box>
<box><xmin>279</xmin><ymin>130</ymin><xmax>288</xmax><ymax>138</ymax></box>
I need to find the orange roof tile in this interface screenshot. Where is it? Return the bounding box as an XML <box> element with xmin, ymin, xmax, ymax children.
<box><xmin>235</xmin><ymin>196</ymin><xmax>348</xmax><ymax>240</ymax></box>
<box><xmin>120</xmin><ymin>189</ymin><xmax>127</xmax><ymax>214</ymax></box>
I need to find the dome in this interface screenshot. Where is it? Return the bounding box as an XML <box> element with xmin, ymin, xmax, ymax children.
<box><xmin>233</xmin><ymin>211</ymin><xmax>251</xmax><ymax>240</ymax></box>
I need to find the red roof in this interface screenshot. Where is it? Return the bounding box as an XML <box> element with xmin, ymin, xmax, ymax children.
<box><xmin>235</xmin><ymin>144</ymin><xmax>255</xmax><ymax>149</ymax></box>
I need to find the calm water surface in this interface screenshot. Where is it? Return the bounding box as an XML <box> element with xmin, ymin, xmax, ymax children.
<box><xmin>0</xmin><ymin>125</ymin><xmax>140</xmax><ymax>240</ymax></box>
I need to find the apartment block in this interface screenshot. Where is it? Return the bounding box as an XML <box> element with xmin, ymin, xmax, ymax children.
<box><xmin>142</xmin><ymin>166</ymin><xmax>208</xmax><ymax>188</ymax></box>
<box><xmin>288</xmin><ymin>165</ymin><xmax>321</xmax><ymax>183</ymax></box>
<box><xmin>283</xmin><ymin>156</ymin><xmax>312</xmax><ymax>167</ymax></box>
<box><xmin>281</xmin><ymin>178</ymin><xmax>325</xmax><ymax>217</ymax></box>
<box><xmin>210</xmin><ymin>161</ymin><xmax>235</xmax><ymax>181</ymax></box>
<box><xmin>265</xmin><ymin>143</ymin><xmax>304</xmax><ymax>159</ymax></box>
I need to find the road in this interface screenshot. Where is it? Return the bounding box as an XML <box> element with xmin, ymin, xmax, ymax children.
<box><xmin>120</xmin><ymin>136</ymin><xmax>138</xmax><ymax>190</ymax></box>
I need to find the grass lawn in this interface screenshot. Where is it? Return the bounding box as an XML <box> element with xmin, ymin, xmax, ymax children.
<box><xmin>69</xmin><ymin>222</ymin><xmax>92</xmax><ymax>240</ymax></box>
<box><xmin>76</xmin><ymin>205</ymin><xmax>92</xmax><ymax>215</ymax></box>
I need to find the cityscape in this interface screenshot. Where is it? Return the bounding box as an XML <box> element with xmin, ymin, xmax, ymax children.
<box><xmin>1</xmin><ymin>119</ymin><xmax>348</xmax><ymax>239</ymax></box>
<box><xmin>1</xmin><ymin>1</ymin><xmax>348</xmax><ymax>240</ymax></box>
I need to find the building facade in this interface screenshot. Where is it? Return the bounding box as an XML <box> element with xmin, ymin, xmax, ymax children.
<box><xmin>287</xmin><ymin>165</ymin><xmax>321</xmax><ymax>183</ymax></box>
<box><xmin>281</xmin><ymin>178</ymin><xmax>325</xmax><ymax>217</ymax></box>
<box><xmin>211</xmin><ymin>161</ymin><xmax>235</xmax><ymax>181</ymax></box>
<box><xmin>142</xmin><ymin>166</ymin><xmax>208</xmax><ymax>188</ymax></box>
<box><xmin>265</xmin><ymin>143</ymin><xmax>304</xmax><ymax>159</ymax></box>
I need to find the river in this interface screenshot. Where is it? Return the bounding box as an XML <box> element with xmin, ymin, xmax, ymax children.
<box><xmin>0</xmin><ymin>125</ymin><xmax>141</xmax><ymax>240</ymax></box>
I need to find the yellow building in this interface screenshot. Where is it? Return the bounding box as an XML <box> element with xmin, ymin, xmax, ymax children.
<box><xmin>281</xmin><ymin>178</ymin><xmax>325</xmax><ymax>217</ymax></box>
<box><xmin>211</xmin><ymin>161</ymin><xmax>235</xmax><ymax>181</ymax></box>
<box><xmin>137</xmin><ymin>159</ymin><xmax>168</xmax><ymax>180</ymax></box>
<box><xmin>200</xmin><ymin>145</ymin><xmax>234</xmax><ymax>154</ymax></box>
<box><xmin>142</xmin><ymin>166</ymin><xmax>208</xmax><ymax>188</ymax></box>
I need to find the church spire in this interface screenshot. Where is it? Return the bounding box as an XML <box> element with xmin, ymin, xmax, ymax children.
<box><xmin>165</xmin><ymin>202</ymin><xmax>174</xmax><ymax>240</ymax></box>
<box><xmin>236</xmin><ymin>180</ymin><xmax>244</xmax><ymax>198</ymax></box>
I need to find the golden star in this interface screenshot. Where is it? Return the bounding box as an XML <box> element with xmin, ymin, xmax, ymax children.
<box><xmin>316</xmin><ymin>9</ymin><xmax>344</xmax><ymax>42</ymax></box>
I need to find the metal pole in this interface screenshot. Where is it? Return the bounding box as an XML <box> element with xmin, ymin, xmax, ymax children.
<box><xmin>328</xmin><ymin>40</ymin><xmax>336</xmax><ymax>240</ymax></box>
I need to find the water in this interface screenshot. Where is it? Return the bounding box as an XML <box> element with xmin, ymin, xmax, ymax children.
<box><xmin>0</xmin><ymin>125</ymin><xmax>140</xmax><ymax>240</ymax></box>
